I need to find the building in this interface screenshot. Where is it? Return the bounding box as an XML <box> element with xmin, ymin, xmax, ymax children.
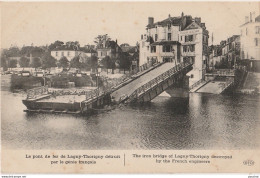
<box><xmin>240</xmin><ymin>12</ymin><xmax>260</xmax><ymax>72</ymax></box>
<box><xmin>51</xmin><ymin>46</ymin><xmax>81</xmax><ymax>61</ymax></box>
<box><xmin>208</xmin><ymin>45</ymin><xmax>222</xmax><ymax>70</ymax></box>
<box><xmin>51</xmin><ymin>46</ymin><xmax>96</xmax><ymax>62</ymax></box>
<box><xmin>139</xmin><ymin>13</ymin><xmax>192</xmax><ymax>66</ymax></box>
<box><xmin>179</xmin><ymin>18</ymin><xmax>209</xmax><ymax>85</ymax></box>
<box><xmin>96</xmin><ymin>40</ymin><xmax>122</xmax><ymax>61</ymax></box>
<box><xmin>121</xmin><ymin>45</ymin><xmax>139</xmax><ymax>70</ymax></box>
<box><xmin>139</xmin><ymin>13</ymin><xmax>209</xmax><ymax>86</ymax></box>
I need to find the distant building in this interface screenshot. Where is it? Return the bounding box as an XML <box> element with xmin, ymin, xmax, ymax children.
<box><xmin>139</xmin><ymin>13</ymin><xmax>209</xmax><ymax>86</ymax></box>
<box><xmin>51</xmin><ymin>46</ymin><xmax>81</xmax><ymax>61</ymax></box>
<box><xmin>51</xmin><ymin>45</ymin><xmax>96</xmax><ymax>62</ymax></box>
<box><xmin>96</xmin><ymin>40</ymin><xmax>122</xmax><ymax>61</ymax></box>
<box><xmin>208</xmin><ymin>35</ymin><xmax>240</xmax><ymax>70</ymax></box>
<box><xmin>240</xmin><ymin>12</ymin><xmax>260</xmax><ymax>72</ymax></box>
<box><xmin>208</xmin><ymin>45</ymin><xmax>222</xmax><ymax>70</ymax></box>
<box><xmin>121</xmin><ymin>45</ymin><xmax>139</xmax><ymax>70</ymax></box>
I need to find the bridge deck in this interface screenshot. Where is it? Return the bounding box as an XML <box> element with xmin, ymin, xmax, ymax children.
<box><xmin>111</xmin><ymin>63</ymin><xmax>176</xmax><ymax>102</ymax></box>
<box><xmin>196</xmin><ymin>80</ymin><xmax>233</xmax><ymax>94</ymax></box>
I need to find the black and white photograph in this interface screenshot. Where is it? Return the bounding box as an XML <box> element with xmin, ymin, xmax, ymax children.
<box><xmin>1</xmin><ymin>1</ymin><xmax>260</xmax><ymax>174</ymax></box>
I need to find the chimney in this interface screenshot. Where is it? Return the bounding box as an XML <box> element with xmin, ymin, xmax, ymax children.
<box><xmin>148</xmin><ymin>17</ymin><xmax>154</xmax><ymax>26</ymax></box>
<box><xmin>168</xmin><ymin>14</ymin><xmax>171</xmax><ymax>18</ymax></box>
<box><xmin>194</xmin><ymin>17</ymin><xmax>201</xmax><ymax>25</ymax></box>
<box><xmin>252</xmin><ymin>12</ymin><xmax>256</xmax><ymax>22</ymax></box>
<box><xmin>201</xmin><ymin>23</ymin><xmax>205</xmax><ymax>28</ymax></box>
<box><xmin>245</xmin><ymin>16</ymin><xmax>249</xmax><ymax>23</ymax></box>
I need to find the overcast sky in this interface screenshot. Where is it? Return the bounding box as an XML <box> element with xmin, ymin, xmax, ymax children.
<box><xmin>1</xmin><ymin>2</ymin><xmax>259</xmax><ymax>48</ymax></box>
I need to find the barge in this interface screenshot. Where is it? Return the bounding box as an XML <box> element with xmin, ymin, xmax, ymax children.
<box><xmin>22</xmin><ymin>86</ymin><xmax>112</xmax><ymax>114</ymax></box>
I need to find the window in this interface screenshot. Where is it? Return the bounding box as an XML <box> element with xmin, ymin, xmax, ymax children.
<box><xmin>67</xmin><ymin>51</ymin><xmax>70</xmax><ymax>56</ymax></box>
<box><xmin>61</xmin><ymin>52</ymin><xmax>64</xmax><ymax>56</ymax></box>
<box><xmin>151</xmin><ymin>46</ymin><xmax>156</xmax><ymax>53</ymax></box>
<box><xmin>163</xmin><ymin>45</ymin><xmax>172</xmax><ymax>52</ymax></box>
<box><xmin>101</xmin><ymin>51</ymin><xmax>106</xmax><ymax>56</ymax></box>
<box><xmin>255</xmin><ymin>38</ymin><xmax>259</xmax><ymax>46</ymax></box>
<box><xmin>168</xmin><ymin>33</ymin><xmax>171</xmax><ymax>41</ymax></box>
<box><xmin>155</xmin><ymin>34</ymin><xmax>158</xmax><ymax>41</ymax></box>
<box><xmin>190</xmin><ymin>74</ymin><xmax>194</xmax><ymax>78</ymax></box>
<box><xmin>183</xmin><ymin>45</ymin><xmax>195</xmax><ymax>52</ymax></box>
<box><xmin>246</xmin><ymin>28</ymin><xmax>248</xmax><ymax>35</ymax></box>
<box><xmin>185</xmin><ymin>35</ymin><xmax>194</xmax><ymax>42</ymax></box>
<box><xmin>56</xmin><ymin>52</ymin><xmax>58</xmax><ymax>56</ymax></box>
<box><xmin>168</xmin><ymin>24</ymin><xmax>171</xmax><ymax>30</ymax></box>
<box><xmin>256</xmin><ymin>26</ymin><xmax>260</xmax><ymax>34</ymax></box>
<box><xmin>181</xmin><ymin>36</ymin><xmax>182</xmax><ymax>41</ymax></box>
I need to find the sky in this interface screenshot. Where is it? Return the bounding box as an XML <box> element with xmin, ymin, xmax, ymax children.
<box><xmin>1</xmin><ymin>2</ymin><xmax>260</xmax><ymax>48</ymax></box>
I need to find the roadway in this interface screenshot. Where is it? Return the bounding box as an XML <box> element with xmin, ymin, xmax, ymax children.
<box><xmin>111</xmin><ymin>63</ymin><xmax>176</xmax><ymax>102</ymax></box>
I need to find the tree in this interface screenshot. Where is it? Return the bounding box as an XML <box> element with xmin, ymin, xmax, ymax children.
<box><xmin>70</xmin><ymin>56</ymin><xmax>83</xmax><ymax>69</ymax></box>
<box><xmin>59</xmin><ymin>56</ymin><xmax>69</xmax><ymax>68</ymax></box>
<box><xmin>94</xmin><ymin>34</ymin><xmax>111</xmax><ymax>48</ymax></box>
<box><xmin>1</xmin><ymin>53</ymin><xmax>8</xmax><ymax>71</ymax></box>
<box><xmin>88</xmin><ymin>55</ymin><xmax>98</xmax><ymax>72</ymax></box>
<box><xmin>119</xmin><ymin>53</ymin><xmax>131</xmax><ymax>73</ymax></box>
<box><xmin>100</xmin><ymin>56</ymin><xmax>112</xmax><ymax>74</ymax></box>
<box><xmin>9</xmin><ymin>59</ymin><xmax>17</xmax><ymax>68</ymax></box>
<box><xmin>19</xmin><ymin>57</ymin><xmax>30</xmax><ymax>69</ymax></box>
<box><xmin>41</xmin><ymin>52</ymin><xmax>57</xmax><ymax>69</ymax></box>
<box><xmin>5</xmin><ymin>47</ymin><xmax>20</xmax><ymax>57</ymax></box>
<box><xmin>31</xmin><ymin>57</ymin><xmax>41</xmax><ymax>69</ymax></box>
<box><xmin>120</xmin><ymin>43</ymin><xmax>130</xmax><ymax>48</ymax></box>
<box><xmin>110</xmin><ymin>57</ymin><xmax>117</xmax><ymax>74</ymax></box>
<box><xmin>65</xmin><ymin>41</ymin><xmax>80</xmax><ymax>50</ymax></box>
<box><xmin>48</xmin><ymin>41</ymin><xmax>64</xmax><ymax>51</ymax></box>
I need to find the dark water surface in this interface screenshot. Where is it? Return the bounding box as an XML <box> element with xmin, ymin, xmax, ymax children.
<box><xmin>1</xmin><ymin>76</ymin><xmax>260</xmax><ymax>150</ymax></box>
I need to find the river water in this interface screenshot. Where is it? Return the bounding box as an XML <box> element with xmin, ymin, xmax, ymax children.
<box><xmin>1</xmin><ymin>75</ymin><xmax>260</xmax><ymax>150</ymax></box>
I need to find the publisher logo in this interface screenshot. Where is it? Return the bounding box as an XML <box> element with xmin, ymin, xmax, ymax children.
<box><xmin>243</xmin><ymin>160</ymin><xmax>255</xmax><ymax>166</ymax></box>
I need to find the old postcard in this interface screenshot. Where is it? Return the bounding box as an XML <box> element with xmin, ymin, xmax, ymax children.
<box><xmin>1</xmin><ymin>1</ymin><xmax>260</xmax><ymax>174</ymax></box>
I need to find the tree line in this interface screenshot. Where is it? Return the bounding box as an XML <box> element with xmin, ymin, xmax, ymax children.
<box><xmin>1</xmin><ymin>36</ymin><xmax>139</xmax><ymax>73</ymax></box>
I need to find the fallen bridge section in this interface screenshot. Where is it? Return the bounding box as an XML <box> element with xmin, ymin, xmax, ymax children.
<box><xmin>196</xmin><ymin>80</ymin><xmax>234</xmax><ymax>94</ymax></box>
<box><xmin>110</xmin><ymin>62</ymin><xmax>193</xmax><ymax>103</ymax></box>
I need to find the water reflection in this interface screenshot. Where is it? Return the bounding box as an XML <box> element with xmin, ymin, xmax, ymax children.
<box><xmin>1</xmin><ymin>86</ymin><xmax>260</xmax><ymax>150</ymax></box>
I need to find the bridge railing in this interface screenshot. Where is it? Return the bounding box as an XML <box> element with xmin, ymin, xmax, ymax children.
<box><xmin>206</xmin><ymin>69</ymin><xmax>235</xmax><ymax>76</ymax></box>
<box><xmin>85</xmin><ymin>86</ymin><xmax>113</xmax><ymax>101</ymax></box>
<box><xmin>127</xmin><ymin>61</ymin><xmax>192</xmax><ymax>102</ymax></box>
<box><xmin>27</xmin><ymin>86</ymin><xmax>49</xmax><ymax>99</ymax></box>
<box><xmin>105</xmin><ymin>60</ymin><xmax>161</xmax><ymax>91</ymax></box>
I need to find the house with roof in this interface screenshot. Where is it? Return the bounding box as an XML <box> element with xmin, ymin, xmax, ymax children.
<box><xmin>240</xmin><ymin>12</ymin><xmax>260</xmax><ymax>72</ymax></box>
<box><xmin>139</xmin><ymin>13</ymin><xmax>192</xmax><ymax>66</ymax></box>
<box><xmin>51</xmin><ymin>45</ymin><xmax>96</xmax><ymax>62</ymax></box>
<box><xmin>51</xmin><ymin>45</ymin><xmax>81</xmax><ymax>61</ymax></box>
<box><xmin>139</xmin><ymin>13</ymin><xmax>209</xmax><ymax>86</ymax></box>
<box><xmin>96</xmin><ymin>40</ymin><xmax>122</xmax><ymax>62</ymax></box>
